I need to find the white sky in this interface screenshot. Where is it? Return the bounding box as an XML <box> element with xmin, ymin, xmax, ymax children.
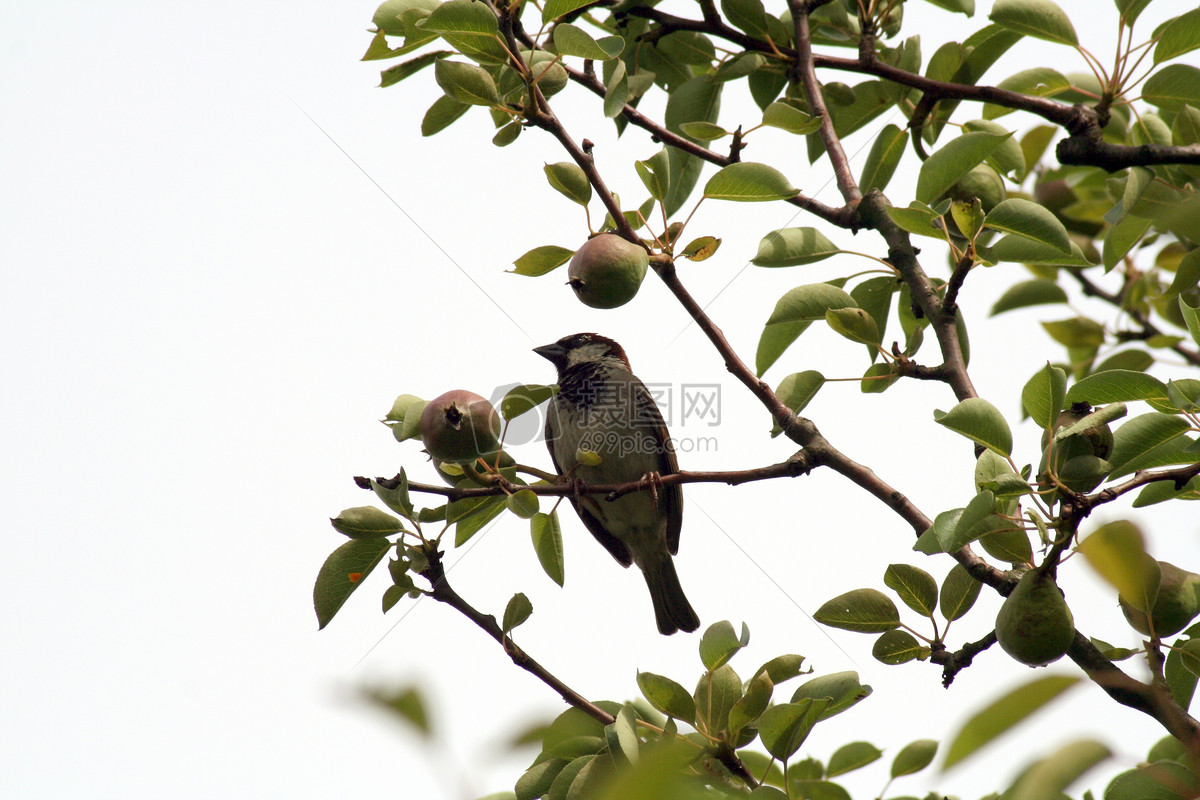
<box><xmin>3</xmin><ymin>1</ymin><xmax>1199</xmax><ymax>798</ymax></box>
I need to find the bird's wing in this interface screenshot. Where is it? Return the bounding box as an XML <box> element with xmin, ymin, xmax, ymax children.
<box><xmin>545</xmin><ymin>407</ymin><xmax>634</xmax><ymax>567</ymax></box>
<box><xmin>633</xmin><ymin>378</ymin><xmax>684</xmax><ymax>555</ymax></box>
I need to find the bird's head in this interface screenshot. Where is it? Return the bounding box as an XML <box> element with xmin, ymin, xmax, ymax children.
<box><xmin>534</xmin><ymin>333</ymin><xmax>632</xmax><ymax>374</ymax></box>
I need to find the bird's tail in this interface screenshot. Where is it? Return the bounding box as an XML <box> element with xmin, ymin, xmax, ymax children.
<box><xmin>643</xmin><ymin>556</ymin><xmax>700</xmax><ymax>635</ymax></box>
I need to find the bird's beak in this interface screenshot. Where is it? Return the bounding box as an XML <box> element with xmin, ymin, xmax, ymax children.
<box><xmin>533</xmin><ymin>342</ymin><xmax>567</xmax><ymax>364</ymax></box>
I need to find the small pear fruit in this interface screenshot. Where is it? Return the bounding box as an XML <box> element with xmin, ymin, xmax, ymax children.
<box><xmin>995</xmin><ymin>569</ymin><xmax>1075</xmax><ymax>667</ymax></box>
<box><xmin>1120</xmin><ymin>561</ymin><xmax>1200</xmax><ymax>638</ymax></box>
<box><xmin>1038</xmin><ymin>403</ymin><xmax>1114</xmax><ymax>498</ymax></box>
<box><xmin>419</xmin><ymin>390</ymin><xmax>501</xmax><ymax>464</ymax></box>
<box><xmin>567</xmin><ymin>234</ymin><xmax>649</xmax><ymax>309</ymax></box>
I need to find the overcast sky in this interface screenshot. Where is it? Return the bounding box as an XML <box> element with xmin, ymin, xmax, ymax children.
<box><xmin>3</xmin><ymin>1</ymin><xmax>1198</xmax><ymax>798</ymax></box>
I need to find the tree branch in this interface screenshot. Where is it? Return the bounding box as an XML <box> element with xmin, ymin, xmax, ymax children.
<box><xmin>420</xmin><ymin>544</ymin><xmax>617</xmax><ymax>725</ymax></box>
<box><xmin>357</xmin><ymin>454</ymin><xmax>817</xmax><ymax>500</ymax></box>
<box><xmin>787</xmin><ymin>0</ymin><xmax>861</xmax><ymax>206</ymax></box>
<box><xmin>1066</xmin><ymin>269</ymin><xmax>1200</xmax><ymax>369</ymax></box>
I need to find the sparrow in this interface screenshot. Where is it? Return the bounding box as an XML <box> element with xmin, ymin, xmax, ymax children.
<box><xmin>534</xmin><ymin>332</ymin><xmax>700</xmax><ymax>635</ymax></box>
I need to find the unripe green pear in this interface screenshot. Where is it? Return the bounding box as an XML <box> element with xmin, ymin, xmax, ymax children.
<box><xmin>567</xmin><ymin>233</ymin><xmax>649</xmax><ymax>309</ymax></box>
<box><xmin>944</xmin><ymin>164</ymin><xmax>1006</xmax><ymax>212</ymax></box>
<box><xmin>1038</xmin><ymin>403</ymin><xmax>1114</xmax><ymax>498</ymax></box>
<box><xmin>419</xmin><ymin>390</ymin><xmax>502</xmax><ymax>464</ymax></box>
<box><xmin>1120</xmin><ymin>561</ymin><xmax>1200</xmax><ymax>638</ymax></box>
<box><xmin>995</xmin><ymin>569</ymin><xmax>1075</xmax><ymax>667</ymax></box>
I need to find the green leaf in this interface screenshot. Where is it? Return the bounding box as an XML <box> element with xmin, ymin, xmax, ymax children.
<box><xmin>989</xmin><ymin>0</ymin><xmax>1078</xmax><ymax>45</ymax></box>
<box><xmin>421</xmin><ymin>0</ymin><xmax>508</xmax><ymax>63</ymax></box>
<box><xmin>314</xmin><ymin>537</ymin><xmax>393</xmax><ymax>629</ymax></box>
<box><xmin>544</xmin><ymin>162</ymin><xmax>592</xmax><ymax>206</ymax></box>
<box><xmin>635</xmin><ymin>150</ymin><xmax>672</xmax><ymax>202</ymax></box>
<box><xmin>933</xmin><ymin>397</ymin><xmax>1013</xmax><ymax>456</ymax></box>
<box><xmin>790</xmin><ymin>671</ymin><xmax>872</xmax><ymax>719</ymax></box>
<box><xmin>1105</xmin><ymin>760</ymin><xmax>1200</xmax><ymax>800</ymax></box>
<box><xmin>872</xmin><ymin>629</ymin><xmax>924</xmax><ymax>664</ymax></box>
<box><xmin>680</xmin><ymin>236</ymin><xmax>721</xmax><ymax>261</ymax></box>
<box><xmin>981</xmin><ymin>235</ymin><xmax>1095</xmax><ymax>266</ymax></box>
<box><xmin>603</xmin><ymin>59</ymin><xmax>628</xmax><ymax>118</ymax></box>
<box><xmin>762</xmin><ymin>102</ymin><xmax>822</xmax><ymax>134</ymax></box>
<box><xmin>636</xmin><ymin>671</ymin><xmax>696</xmax><ymax>723</ymax></box>
<box><xmin>1167</xmin><ymin>644</ymin><xmax>1200</xmax><ymax>709</ymax></box>
<box><xmin>531</xmin><ymin>511</ymin><xmax>565</xmax><ymax>586</ymax></box>
<box><xmin>753</xmin><ymin>228</ymin><xmax>840</xmax><ymax>267</ymax></box>
<box><xmin>1103</xmin><ymin>213</ymin><xmax>1154</xmax><ymax>270</ymax></box>
<box><xmin>362</xmin><ymin>684</ymin><xmax>431</xmax><ymax>736</ymax></box>
<box><xmin>1042</xmin><ymin>317</ymin><xmax>1105</xmax><ymax>348</ymax></box>
<box><xmin>766</xmin><ymin>284</ymin><xmax>857</xmax><ymax>324</ymax></box>
<box><xmin>1182</xmin><ymin>296</ymin><xmax>1200</xmax><ymax>347</ymax></box>
<box><xmin>501</xmin><ymin>384</ymin><xmax>557</xmax><ymax>420</ymax></box>
<box><xmin>511</xmin><ymin>245</ymin><xmax>574</xmax><ymax>276</ymax></box>
<box><xmin>553</xmin><ymin>23</ymin><xmax>623</xmax><ymax>60</ymax></box>
<box><xmin>722</xmin><ymin>0</ymin><xmax>769</xmax><ymax>38</ymax></box>
<box><xmin>1065</xmin><ymin>369</ymin><xmax>1168</xmax><ymax>405</ymax></box>
<box><xmin>1114</xmin><ymin>0</ymin><xmax>1153</xmax><ymax>25</ymax></box>
<box><xmin>985</xmin><ymin>68</ymin><xmax>1070</xmax><ymax>118</ymax></box>
<box><xmin>940</xmin><ymin>564</ymin><xmax>983</xmax><ymax>621</ymax></box>
<box><xmin>1077</xmin><ymin>520</ymin><xmax>1158</xmax><ymax>612</ymax></box>
<box><xmin>331</xmin><ymin>506</ymin><xmax>405</xmax><ymax>538</ymax></box>
<box><xmin>916</xmin><ymin>132</ymin><xmax>1011</xmax><ymax>204</ymax></box>
<box><xmin>1006</xmin><ymin>740</ymin><xmax>1112</xmax><ymax>799</ymax></box>
<box><xmin>421</xmin><ymin>94</ymin><xmax>470</xmax><ymax>136</ymax></box>
<box><xmin>516</xmin><ymin>759</ymin><xmax>569</xmax><ymax>800</ymax></box>
<box><xmin>699</xmin><ymin>620</ymin><xmax>750</xmax><ymax>671</ymax></box>
<box><xmin>825</xmin><ymin>308</ymin><xmax>880</xmax><ymax>347</ymax></box>
<box><xmin>677</xmin><ymin>121</ymin><xmax>729</xmax><ymax>141</ymax></box>
<box><xmin>826</xmin><ymin>742</ymin><xmax>883</xmax><ymax>777</ymax></box>
<box><xmin>858</xmin><ymin>123</ymin><xmax>906</xmax><ymax>194</ymax></box>
<box><xmin>453</xmin><ymin>495</ymin><xmax>506</xmax><ymax>545</ymax></box>
<box><xmin>884</xmin><ymin>203</ymin><xmax>944</xmax><ymax>239</ymax></box>
<box><xmin>695</xmin><ymin>662</ymin><xmax>742</xmax><ymax>737</ymax></box>
<box><xmin>884</xmin><ymin>564</ymin><xmax>938</xmax><ymax>616</ymax></box>
<box><xmin>434</xmin><ymin>59</ymin><xmax>499</xmax><ymax>105</ymax></box>
<box><xmin>729</xmin><ymin>671</ymin><xmax>773</xmax><ymax>739</ymax></box>
<box><xmin>814</xmin><ymin>589</ymin><xmax>901</xmax><ymax>633</ymax></box>
<box><xmin>757</xmin><ymin>321</ymin><xmax>809</xmax><ymax>376</ymax></box>
<box><xmin>1143</xmin><ymin>64</ymin><xmax>1200</xmax><ymax>112</ymax></box>
<box><xmin>891</xmin><ymin>739</ymin><xmax>938</xmax><ymax>777</ymax></box>
<box><xmin>704</xmin><ymin>162</ymin><xmax>799</xmax><ymax>202</ymax></box>
<box><xmin>379</xmin><ymin>50</ymin><xmax>450</xmax><ymax>87</ymax></box>
<box><xmin>503</xmin><ymin>592</ymin><xmax>533</xmax><ymax>632</ymax></box>
<box><xmin>755</xmin><ymin>654</ymin><xmax>807</xmax><ymax>684</ymax></box>
<box><xmin>772</xmin><ymin>370</ymin><xmax>825</xmax><ymax>433</ymax></box>
<box><xmin>663</xmin><ymin>77</ymin><xmax>723</xmax><ymax>216</ymax></box>
<box><xmin>605</xmin><ymin>704</ymin><xmax>640</xmax><ymax>768</ymax></box>
<box><xmin>1162</xmin><ymin>248</ymin><xmax>1200</xmax><ymax>301</ymax></box>
<box><xmin>990</xmin><ymin>279</ymin><xmax>1068</xmax><ymax>315</ymax></box>
<box><xmin>944</xmin><ymin>676</ymin><xmax>1081</xmax><ymax>769</ymax></box>
<box><xmin>507</xmin><ymin>489</ymin><xmax>540</xmax><ymax>519</ymax></box>
<box><xmin>542</xmin><ymin>0</ymin><xmax>593</xmax><ymax>22</ymax></box>
<box><xmin>984</xmin><ymin>198</ymin><xmax>1070</xmax><ymax>252</ymax></box>
<box><xmin>758</xmin><ymin>700</ymin><xmax>826</xmax><ymax>761</ymax></box>
<box><xmin>1109</xmin><ymin>412</ymin><xmax>1194</xmax><ymax>477</ymax></box>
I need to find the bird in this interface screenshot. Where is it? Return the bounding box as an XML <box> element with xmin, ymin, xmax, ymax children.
<box><xmin>534</xmin><ymin>332</ymin><xmax>700</xmax><ymax>635</ymax></box>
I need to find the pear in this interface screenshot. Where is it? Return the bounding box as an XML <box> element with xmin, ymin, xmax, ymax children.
<box><xmin>1037</xmin><ymin>403</ymin><xmax>1114</xmax><ymax>498</ymax></box>
<box><xmin>1120</xmin><ymin>561</ymin><xmax>1200</xmax><ymax>638</ymax></box>
<box><xmin>418</xmin><ymin>390</ymin><xmax>502</xmax><ymax>464</ymax></box>
<box><xmin>567</xmin><ymin>234</ymin><xmax>649</xmax><ymax>309</ymax></box>
<box><xmin>995</xmin><ymin>569</ymin><xmax>1075</xmax><ymax>667</ymax></box>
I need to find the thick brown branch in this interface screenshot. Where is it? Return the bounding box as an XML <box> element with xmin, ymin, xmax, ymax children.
<box><xmin>1058</xmin><ymin>134</ymin><xmax>1200</xmax><ymax>172</ymax></box>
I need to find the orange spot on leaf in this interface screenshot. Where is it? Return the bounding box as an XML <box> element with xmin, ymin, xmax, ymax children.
<box><xmin>348</xmin><ymin>572</ymin><xmax>363</xmax><ymax>583</ymax></box>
